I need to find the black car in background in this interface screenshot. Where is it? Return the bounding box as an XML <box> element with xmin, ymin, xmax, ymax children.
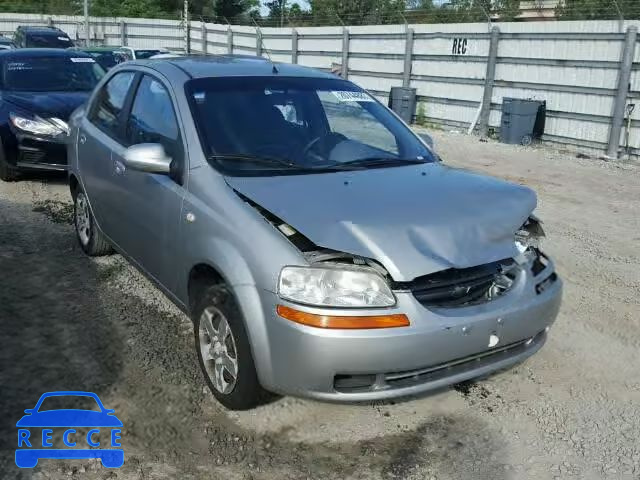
<box><xmin>13</xmin><ymin>26</ymin><xmax>74</xmax><ymax>48</ymax></box>
<box><xmin>0</xmin><ymin>35</ymin><xmax>16</xmax><ymax>50</ymax></box>
<box><xmin>0</xmin><ymin>49</ymin><xmax>104</xmax><ymax>181</ymax></box>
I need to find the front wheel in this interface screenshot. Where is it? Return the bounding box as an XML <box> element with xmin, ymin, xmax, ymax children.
<box><xmin>193</xmin><ymin>285</ymin><xmax>265</xmax><ymax>410</ymax></box>
<box><xmin>74</xmin><ymin>189</ymin><xmax>112</xmax><ymax>256</ymax></box>
<box><xmin>0</xmin><ymin>144</ymin><xmax>19</xmax><ymax>182</ymax></box>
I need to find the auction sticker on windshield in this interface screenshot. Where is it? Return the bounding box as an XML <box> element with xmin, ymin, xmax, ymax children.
<box><xmin>332</xmin><ymin>91</ymin><xmax>375</xmax><ymax>102</ymax></box>
<box><xmin>15</xmin><ymin>391</ymin><xmax>123</xmax><ymax>468</ymax></box>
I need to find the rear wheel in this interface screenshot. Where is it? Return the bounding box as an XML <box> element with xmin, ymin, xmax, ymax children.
<box><xmin>0</xmin><ymin>144</ymin><xmax>19</xmax><ymax>182</ymax></box>
<box><xmin>74</xmin><ymin>188</ymin><xmax>112</xmax><ymax>256</ymax></box>
<box><xmin>193</xmin><ymin>285</ymin><xmax>264</xmax><ymax>410</ymax></box>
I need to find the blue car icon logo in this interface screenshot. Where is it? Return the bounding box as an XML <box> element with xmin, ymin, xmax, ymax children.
<box><xmin>16</xmin><ymin>391</ymin><xmax>123</xmax><ymax>468</ymax></box>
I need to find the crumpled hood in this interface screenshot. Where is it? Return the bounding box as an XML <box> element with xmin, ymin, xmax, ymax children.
<box><xmin>225</xmin><ymin>163</ymin><xmax>537</xmax><ymax>281</ymax></box>
<box><xmin>2</xmin><ymin>91</ymin><xmax>90</xmax><ymax>120</ymax></box>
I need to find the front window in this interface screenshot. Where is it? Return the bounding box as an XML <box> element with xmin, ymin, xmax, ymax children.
<box><xmin>2</xmin><ymin>56</ymin><xmax>104</xmax><ymax>92</ymax></box>
<box><xmin>187</xmin><ymin>76</ymin><xmax>434</xmax><ymax>176</ymax></box>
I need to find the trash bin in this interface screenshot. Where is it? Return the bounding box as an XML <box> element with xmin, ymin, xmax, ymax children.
<box><xmin>389</xmin><ymin>87</ymin><xmax>417</xmax><ymax>124</ymax></box>
<box><xmin>500</xmin><ymin>98</ymin><xmax>546</xmax><ymax>146</ymax></box>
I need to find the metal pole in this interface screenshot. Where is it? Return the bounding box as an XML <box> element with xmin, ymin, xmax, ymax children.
<box><xmin>120</xmin><ymin>20</ymin><xmax>126</xmax><ymax>46</ymax></box>
<box><xmin>183</xmin><ymin>0</ymin><xmax>190</xmax><ymax>54</ymax></box>
<box><xmin>606</xmin><ymin>26</ymin><xmax>638</xmax><ymax>159</ymax></box>
<box><xmin>341</xmin><ymin>27</ymin><xmax>349</xmax><ymax>79</ymax></box>
<box><xmin>402</xmin><ymin>28</ymin><xmax>414</xmax><ymax>88</ymax></box>
<box><xmin>291</xmin><ymin>29</ymin><xmax>298</xmax><ymax>64</ymax></box>
<box><xmin>256</xmin><ymin>29</ymin><xmax>262</xmax><ymax>57</ymax></box>
<box><xmin>201</xmin><ymin>21</ymin><xmax>207</xmax><ymax>54</ymax></box>
<box><xmin>84</xmin><ymin>0</ymin><xmax>89</xmax><ymax>47</ymax></box>
<box><xmin>478</xmin><ymin>26</ymin><xmax>500</xmax><ymax>138</ymax></box>
<box><xmin>227</xmin><ymin>28</ymin><xmax>233</xmax><ymax>55</ymax></box>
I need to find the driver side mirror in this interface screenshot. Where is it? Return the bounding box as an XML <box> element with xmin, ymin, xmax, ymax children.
<box><xmin>123</xmin><ymin>143</ymin><xmax>172</xmax><ymax>174</ymax></box>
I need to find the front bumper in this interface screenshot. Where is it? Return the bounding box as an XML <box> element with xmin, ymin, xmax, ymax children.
<box><xmin>246</xmin><ymin>258</ymin><xmax>562</xmax><ymax>402</ymax></box>
<box><xmin>7</xmin><ymin>132</ymin><xmax>68</xmax><ymax>172</ymax></box>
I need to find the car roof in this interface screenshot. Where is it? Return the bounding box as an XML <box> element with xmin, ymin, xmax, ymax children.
<box><xmin>17</xmin><ymin>25</ymin><xmax>66</xmax><ymax>34</ymax></box>
<box><xmin>0</xmin><ymin>48</ymin><xmax>92</xmax><ymax>58</ymax></box>
<box><xmin>137</xmin><ymin>55</ymin><xmax>336</xmax><ymax>80</ymax></box>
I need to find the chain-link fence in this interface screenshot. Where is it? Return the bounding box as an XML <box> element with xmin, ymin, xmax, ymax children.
<box><xmin>1</xmin><ymin>0</ymin><xmax>640</xmax><ymax>29</ymax></box>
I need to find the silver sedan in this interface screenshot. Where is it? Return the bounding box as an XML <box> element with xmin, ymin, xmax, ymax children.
<box><xmin>67</xmin><ymin>56</ymin><xmax>561</xmax><ymax>409</ymax></box>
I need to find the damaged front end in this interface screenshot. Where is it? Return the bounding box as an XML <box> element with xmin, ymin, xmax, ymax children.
<box><xmin>238</xmin><ymin>188</ymin><xmax>557</xmax><ymax>311</ymax></box>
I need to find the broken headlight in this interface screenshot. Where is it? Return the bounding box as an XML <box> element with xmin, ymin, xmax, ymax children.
<box><xmin>515</xmin><ymin>215</ymin><xmax>545</xmax><ymax>253</ymax></box>
<box><xmin>278</xmin><ymin>265</ymin><xmax>396</xmax><ymax>308</ymax></box>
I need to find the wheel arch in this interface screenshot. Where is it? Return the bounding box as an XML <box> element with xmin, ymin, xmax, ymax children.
<box><xmin>69</xmin><ymin>173</ymin><xmax>79</xmax><ymax>199</ymax></box>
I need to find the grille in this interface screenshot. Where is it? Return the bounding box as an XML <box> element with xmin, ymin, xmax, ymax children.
<box><xmin>400</xmin><ymin>259</ymin><xmax>515</xmax><ymax>308</ymax></box>
<box><xmin>19</xmin><ymin>149</ymin><xmax>46</xmax><ymax>163</ymax></box>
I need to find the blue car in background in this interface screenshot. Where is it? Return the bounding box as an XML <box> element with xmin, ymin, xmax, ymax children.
<box><xmin>15</xmin><ymin>391</ymin><xmax>123</xmax><ymax>468</ymax></box>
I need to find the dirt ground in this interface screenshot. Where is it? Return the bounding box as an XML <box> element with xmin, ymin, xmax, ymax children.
<box><xmin>1</xmin><ymin>131</ymin><xmax>639</xmax><ymax>480</ymax></box>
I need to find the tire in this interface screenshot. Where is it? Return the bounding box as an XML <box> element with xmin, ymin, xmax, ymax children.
<box><xmin>0</xmin><ymin>144</ymin><xmax>19</xmax><ymax>182</ymax></box>
<box><xmin>73</xmin><ymin>188</ymin><xmax>112</xmax><ymax>256</ymax></box>
<box><xmin>521</xmin><ymin>134</ymin><xmax>533</xmax><ymax>147</ymax></box>
<box><xmin>193</xmin><ymin>285</ymin><xmax>264</xmax><ymax>410</ymax></box>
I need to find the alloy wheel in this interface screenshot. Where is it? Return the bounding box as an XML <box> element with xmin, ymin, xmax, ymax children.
<box><xmin>75</xmin><ymin>192</ymin><xmax>91</xmax><ymax>246</ymax></box>
<box><xmin>198</xmin><ymin>306</ymin><xmax>239</xmax><ymax>394</ymax></box>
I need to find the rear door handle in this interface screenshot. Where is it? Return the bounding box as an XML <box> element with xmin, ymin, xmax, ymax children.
<box><xmin>79</xmin><ymin>133</ymin><xmax>86</xmax><ymax>144</ymax></box>
<box><xmin>114</xmin><ymin>159</ymin><xmax>126</xmax><ymax>175</ymax></box>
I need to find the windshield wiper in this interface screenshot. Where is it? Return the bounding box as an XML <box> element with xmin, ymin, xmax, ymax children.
<box><xmin>323</xmin><ymin>157</ymin><xmax>428</xmax><ymax>170</ymax></box>
<box><xmin>208</xmin><ymin>154</ymin><xmax>307</xmax><ymax>170</ymax></box>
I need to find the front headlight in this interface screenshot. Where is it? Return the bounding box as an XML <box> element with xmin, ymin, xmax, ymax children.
<box><xmin>278</xmin><ymin>265</ymin><xmax>396</xmax><ymax>307</ymax></box>
<box><xmin>515</xmin><ymin>215</ymin><xmax>545</xmax><ymax>252</ymax></box>
<box><xmin>10</xmin><ymin>112</ymin><xmax>69</xmax><ymax>136</ymax></box>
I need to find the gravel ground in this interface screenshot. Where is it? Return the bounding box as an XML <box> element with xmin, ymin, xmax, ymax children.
<box><xmin>1</xmin><ymin>131</ymin><xmax>639</xmax><ymax>480</ymax></box>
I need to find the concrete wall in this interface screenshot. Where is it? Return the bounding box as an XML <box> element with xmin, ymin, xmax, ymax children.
<box><xmin>0</xmin><ymin>12</ymin><xmax>638</xmax><ymax>157</ymax></box>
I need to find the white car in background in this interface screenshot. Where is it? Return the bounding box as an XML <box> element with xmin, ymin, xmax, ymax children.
<box><xmin>148</xmin><ymin>52</ymin><xmax>185</xmax><ymax>59</ymax></box>
<box><xmin>119</xmin><ymin>47</ymin><xmax>171</xmax><ymax>59</ymax></box>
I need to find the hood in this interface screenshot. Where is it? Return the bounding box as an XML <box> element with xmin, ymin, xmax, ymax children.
<box><xmin>225</xmin><ymin>163</ymin><xmax>537</xmax><ymax>281</ymax></box>
<box><xmin>2</xmin><ymin>91</ymin><xmax>90</xmax><ymax>120</ymax></box>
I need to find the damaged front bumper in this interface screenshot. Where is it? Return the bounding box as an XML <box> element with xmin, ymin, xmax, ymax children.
<box><xmin>248</xmin><ymin>254</ymin><xmax>561</xmax><ymax>402</ymax></box>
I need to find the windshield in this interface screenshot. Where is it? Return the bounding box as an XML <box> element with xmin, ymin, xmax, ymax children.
<box><xmin>26</xmin><ymin>34</ymin><xmax>73</xmax><ymax>48</ymax></box>
<box><xmin>2</xmin><ymin>56</ymin><xmax>104</xmax><ymax>92</ymax></box>
<box><xmin>187</xmin><ymin>76</ymin><xmax>435</xmax><ymax>176</ymax></box>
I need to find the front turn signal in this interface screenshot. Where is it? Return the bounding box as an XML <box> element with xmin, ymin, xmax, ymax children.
<box><xmin>276</xmin><ymin>305</ymin><xmax>410</xmax><ymax>329</ymax></box>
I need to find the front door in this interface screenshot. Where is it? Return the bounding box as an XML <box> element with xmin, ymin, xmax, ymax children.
<box><xmin>79</xmin><ymin>71</ymin><xmax>136</xmax><ymax>236</ymax></box>
<box><xmin>113</xmin><ymin>74</ymin><xmax>186</xmax><ymax>294</ymax></box>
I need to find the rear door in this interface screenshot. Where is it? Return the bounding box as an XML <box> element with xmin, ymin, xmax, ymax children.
<box><xmin>78</xmin><ymin>71</ymin><xmax>136</xmax><ymax>237</ymax></box>
<box><xmin>110</xmin><ymin>73</ymin><xmax>186</xmax><ymax>293</ymax></box>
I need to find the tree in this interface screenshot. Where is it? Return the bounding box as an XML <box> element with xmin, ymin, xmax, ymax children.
<box><xmin>556</xmin><ymin>0</ymin><xmax>639</xmax><ymax>20</ymax></box>
<box><xmin>309</xmin><ymin>0</ymin><xmax>406</xmax><ymax>25</ymax></box>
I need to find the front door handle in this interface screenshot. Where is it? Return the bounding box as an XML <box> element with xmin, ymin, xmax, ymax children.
<box><xmin>79</xmin><ymin>133</ymin><xmax>87</xmax><ymax>144</ymax></box>
<box><xmin>114</xmin><ymin>159</ymin><xmax>126</xmax><ymax>175</ymax></box>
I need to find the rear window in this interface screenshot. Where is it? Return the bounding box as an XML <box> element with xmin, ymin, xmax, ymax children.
<box><xmin>134</xmin><ymin>50</ymin><xmax>163</xmax><ymax>59</ymax></box>
<box><xmin>90</xmin><ymin>50</ymin><xmax>131</xmax><ymax>70</ymax></box>
<box><xmin>2</xmin><ymin>56</ymin><xmax>104</xmax><ymax>92</ymax></box>
<box><xmin>25</xmin><ymin>33</ymin><xmax>73</xmax><ymax>48</ymax></box>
